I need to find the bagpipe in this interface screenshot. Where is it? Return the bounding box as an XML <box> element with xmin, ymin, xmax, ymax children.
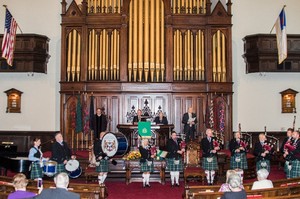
<box><xmin>284</xmin><ymin>139</ymin><xmax>296</xmax><ymax>161</ymax></box>
<box><xmin>239</xmin><ymin>139</ymin><xmax>249</xmax><ymax>152</ymax></box>
<box><xmin>212</xmin><ymin>131</ymin><xmax>224</xmax><ymax>150</ymax></box>
<box><xmin>262</xmin><ymin>140</ymin><xmax>276</xmax><ymax>155</ymax></box>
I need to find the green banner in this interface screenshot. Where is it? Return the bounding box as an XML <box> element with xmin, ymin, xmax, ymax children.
<box><xmin>138</xmin><ymin>121</ymin><xmax>151</xmax><ymax>138</ymax></box>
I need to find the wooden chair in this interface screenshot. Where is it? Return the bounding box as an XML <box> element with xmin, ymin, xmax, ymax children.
<box><xmin>183</xmin><ymin>140</ymin><xmax>206</xmax><ymax>185</ymax></box>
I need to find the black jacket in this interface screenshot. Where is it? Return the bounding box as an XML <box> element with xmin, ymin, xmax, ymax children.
<box><xmin>201</xmin><ymin>137</ymin><xmax>217</xmax><ymax>157</ymax></box>
<box><xmin>253</xmin><ymin>141</ymin><xmax>273</xmax><ymax>161</ymax></box>
<box><xmin>280</xmin><ymin>137</ymin><xmax>292</xmax><ymax>154</ymax></box>
<box><xmin>139</xmin><ymin>146</ymin><xmax>152</xmax><ymax>163</ymax></box>
<box><xmin>51</xmin><ymin>141</ymin><xmax>72</xmax><ymax>164</ymax></box>
<box><xmin>229</xmin><ymin>139</ymin><xmax>247</xmax><ymax>156</ymax></box>
<box><xmin>94</xmin><ymin>114</ymin><xmax>108</xmax><ymax>138</ymax></box>
<box><xmin>154</xmin><ymin>116</ymin><xmax>168</xmax><ymax>125</ymax></box>
<box><xmin>289</xmin><ymin>139</ymin><xmax>300</xmax><ymax>161</ymax></box>
<box><xmin>166</xmin><ymin>138</ymin><xmax>182</xmax><ymax>159</ymax></box>
<box><xmin>93</xmin><ymin>139</ymin><xmax>108</xmax><ymax>160</ymax></box>
<box><xmin>182</xmin><ymin>112</ymin><xmax>197</xmax><ymax>133</ymax></box>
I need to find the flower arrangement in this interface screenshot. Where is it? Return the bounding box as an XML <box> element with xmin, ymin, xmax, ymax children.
<box><xmin>124</xmin><ymin>150</ymin><xmax>141</xmax><ymax>160</ymax></box>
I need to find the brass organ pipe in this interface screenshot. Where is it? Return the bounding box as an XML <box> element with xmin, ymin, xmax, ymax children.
<box><xmin>173</xmin><ymin>0</ymin><xmax>176</xmax><ymax>14</ymax></box>
<box><xmin>94</xmin><ymin>0</ymin><xmax>97</xmax><ymax>13</ymax></box>
<box><xmin>187</xmin><ymin>30</ymin><xmax>191</xmax><ymax>80</ymax></box>
<box><xmin>217</xmin><ymin>30</ymin><xmax>221</xmax><ymax>82</ymax></box>
<box><xmin>110</xmin><ymin>30</ymin><xmax>114</xmax><ymax>80</ymax></box>
<box><xmin>176</xmin><ymin>30</ymin><xmax>180</xmax><ymax>80</ymax></box>
<box><xmin>67</xmin><ymin>32</ymin><xmax>71</xmax><ymax>81</ymax></box>
<box><xmin>212</xmin><ymin>33</ymin><xmax>216</xmax><ymax>82</ymax></box>
<box><xmin>203</xmin><ymin>0</ymin><xmax>206</xmax><ymax>14</ymax></box>
<box><xmin>91</xmin><ymin>29</ymin><xmax>95</xmax><ymax>80</ymax></box>
<box><xmin>133</xmin><ymin>0</ymin><xmax>138</xmax><ymax>82</ymax></box>
<box><xmin>201</xmin><ymin>31</ymin><xmax>204</xmax><ymax>80</ymax></box>
<box><xmin>144</xmin><ymin>0</ymin><xmax>150</xmax><ymax>82</ymax></box>
<box><xmin>184</xmin><ymin>32</ymin><xmax>187</xmax><ymax>80</ymax></box>
<box><xmin>191</xmin><ymin>32</ymin><xmax>194</xmax><ymax>80</ymax></box>
<box><xmin>138</xmin><ymin>0</ymin><xmax>143</xmax><ymax>82</ymax></box>
<box><xmin>117</xmin><ymin>31</ymin><xmax>120</xmax><ymax>79</ymax></box>
<box><xmin>95</xmin><ymin>33</ymin><xmax>98</xmax><ymax>80</ymax></box>
<box><xmin>99</xmin><ymin>31</ymin><xmax>103</xmax><ymax>80</ymax></box>
<box><xmin>150</xmin><ymin>0</ymin><xmax>155</xmax><ymax>82</ymax></box>
<box><xmin>161</xmin><ymin>2</ymin><xmax>165</xmax><ymax>82</ymax></box>
<box><xmin>195</xmin><ymin>31</ymin><xmax>199</xmax><ymax>80</ymax></box>
<box><xmin>179</xmin><ymin>31</ymin><xmax>182</xmax><ymax>80</ymax></box>
<box><xmin>102</xmin><ymin>29</ymin><xmax>106</xmax><ymax>80</ymax></box>
<box><xmin>128</xmin><ymin>3</ymin><xmax>133</xmax><ymax>81</ymax></box>
<box><xmin>173</xmin><ymin>31</ymin><xmax>176</xmax><ymax>80</ymax></box>
<box><xmin>88</xmin><ymin>31</ymin><xmax>92</xmax><ymax>80</ymax></box>
<box><xmin>113</xmin><ymin>29</ymin><xmax>117</xmax><ymax>80</ymax></box>
<box><xmin>155</xmin><ymin>0</ymin><xmax>161</xmax><ymax>82</ymax></box>
<box><xmin>222</xmin><ymin>33</ymin><xmax>226</xmax><ymax>82</ymax></box>
<box><xmin>106</xmin><ymin>30</ymin><xmax>109</xmax><ymax>80</ymax></box>
<box><xmin>72</xmin><ymin>30</ymin><xmax>76</xmax><ymax>82</ymax></box>
<box><xmin>118</xmin><ymin>0</ymin><xmax>121</xmax><ymax>13</ymax></box>
<box><xmin>77</xmin><ymin>33</ymin><xmax>81</xmax><ymax>81</ymax></box>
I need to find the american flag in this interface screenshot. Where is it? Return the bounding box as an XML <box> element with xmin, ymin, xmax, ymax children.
<box><xmin>1</xmin><ymin>8</ymin><xmax>18</xmax><ymax>66</ymax></box>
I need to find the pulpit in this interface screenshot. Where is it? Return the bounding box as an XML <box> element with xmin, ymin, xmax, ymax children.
<box><xmin>117</xmin><ymin>124</ymin><xmax>174</xmax><ymax>150</ymax></box>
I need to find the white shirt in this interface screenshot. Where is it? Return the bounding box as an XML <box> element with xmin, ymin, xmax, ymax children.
<box><xmin>251</xmin><ymin>179</ymin><xmax>274</xmax><ymax>190</ymax></box>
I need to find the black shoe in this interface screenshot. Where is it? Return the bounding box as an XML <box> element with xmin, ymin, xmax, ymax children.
<box><xmin>175</xmin><ymin>183</ymin><xmax>180</xmax><ymax>187</ymax></box>
<box><xmin>143</xmin><ymin>184</ymin><xmax>146</xmax><ymax>188</ymax></box>
<box><xmin>171</xmin><ymin>184</ymin><xmax>174</xmax><ymax>188</ymax></box>
<box><xmin>146</xmin><ymin>184</ymin><xmax>151</xmax><ymax>188</ymax></box>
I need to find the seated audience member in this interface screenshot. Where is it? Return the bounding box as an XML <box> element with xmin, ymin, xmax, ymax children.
<box><xmin>34</xmin><ymin>172</ymin><xmax>80</xmax><ymax>199</ymax></box>
<box><xmin>8</xmin><ymin>173</ymin><xmax>36</xmax><ymax>199</ymax></box>
<box><xmin>219</xmin><ymin>170</ymin><xmax>244</xmax><ymax>192</ymax></box>
<box><xmin>221</xmin><ymin>173</ymin><xmax>246</xmax><ymax>199</ymax></box>
<box><xmin>251</xmin><ymin>168</ymin><xmax>274</xmax><ymax>190</ymax></box>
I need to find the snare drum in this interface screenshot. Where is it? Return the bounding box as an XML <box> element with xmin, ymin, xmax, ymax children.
<box><xmin>101</xmin><ymin>132</ymin><xmax>129</xmax><ymax>157</ymax></box>
<box><xmin>65</xmin><ymin>159</ymin><xmax>82</xmax><ymax>178</ymax></box>
<box><xmin>43</xmin><ymin>161</ymin><xmax>57</xmax><ymax>177</ymax></box>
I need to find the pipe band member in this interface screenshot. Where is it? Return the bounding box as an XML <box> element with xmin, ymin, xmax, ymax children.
<box><xmin>284</xmin><ymin>130</ymin><xmax>300</xmax><ymax>178</ymax></box>
<box><xmin>94</xmin><ymin>132</ymin><xmax>109</xmax><ymax>185</ymax></box>
<box><xmin>166</xmin><ymin>131</ymin><xmax>184</xmax><ymax>187</ymax></box>
<box><xmin>28</xmin><ymin>138</ymin><xmax>49</xmax><ymax>180</ymax></box>
<box><xmin>229</xmin><ymin>131</ymin><xmax>248</xmax><ymax>182</ymax></box>
<box><xmin>253</xmin><ymin>133</ymin><xmax>273</xmax><ymax>172</ymax></box>
<box><xmin>51</xmin><ymin>132</ymin><xmax>75</xmax><ymax>174</ymax></box>
<box><xmin>281</xmin><ymin>128</ymin><xmax>293</xmax><ymax>175</ymax></box>
<box><xmin>201</xmin><ymin>128</ymin><xmax>220</xmax><ymax>185</ymax></box>
<box><xmin>139</xmin><ymin>138</ymin><xmax>155</xmax><ymax>188</ymax></box>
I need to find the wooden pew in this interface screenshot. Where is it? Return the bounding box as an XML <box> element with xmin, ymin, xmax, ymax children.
<box><xmin>188</xmin><ymin>184</ymin><xmax>300</xmax><ymax>199</ymax></box>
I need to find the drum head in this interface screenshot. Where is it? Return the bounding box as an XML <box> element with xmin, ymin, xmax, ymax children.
<box><xmin>102</xmin><ymin>133</ymin><xmax>119</xmax><ymax>157</ymax></box>
<box><xmin>65</xmin><ymin>160</ymin><xmax>79</xmax><ymax>172</ymax></box>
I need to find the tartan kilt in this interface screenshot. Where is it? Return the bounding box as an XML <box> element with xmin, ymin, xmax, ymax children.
<box><xmin>256</xmin><ymin>160</ymin><xmax>270</xmax><ymax>172</ymax></box>
<box><xmin>140</xmin><ymin>161</ymin><xmax>154</xmax><ymax>172</ymax></box>
<box><xmin>166</xmin><ymin>158</ymin><xmax>183</xmax><ymax>172</ymax></box>
<box><xmin>30</xmin><ymin>162</ymin><xmax>43</xmax><ymax>179</ymax></box>
<box><xmin>230</xmin><ymin>153</ymin><xmax>248</xmax><ymax>170</ymax></box>
<box><xmin>56</xmin><ymin>163</ymin><xmax>66</xmax><ymax>174</ymax></box>
<box><xmin>285</xmin><ymin>161</ymin><xmax>292</xmax><ymax>178</ymax></box>
<box><xmin>291</xmin><ymin>159</ymin><xmax>300</xmax><ymax>178</ymax></box>
<box><xmin>96</xmin><ymin>159</ymin><xmax>110</xmax><ymax>172</ymax></box>
<box><xmin>202</xmin><ymin>156</ymin><xmax>218</xmax><ymax>170</ymax></box>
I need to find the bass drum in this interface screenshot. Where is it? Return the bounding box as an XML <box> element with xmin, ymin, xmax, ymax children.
<box><xmin>101</xmin><ymin>132</ymin><xmax>129</xmax><ymax>157</ymax></box>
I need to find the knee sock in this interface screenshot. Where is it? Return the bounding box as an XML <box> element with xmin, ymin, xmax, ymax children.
<box><xmin>98</xmin><ymin>175</ymin><xmax>103</xmax><ymax>185</ymax></box>
<box><xmin>175</xmin><ymin>172</ymin><xmax>180</xmax><ymax>184</ymax></box>
<box><xmin>142</xmin><ymin>173</ymin><xmax>146</xmax><ymax>186</ymax></box>
<box><xmin>210</xmin><ymin>170</ymin><xmax>215</xmax><ymax>184</ymax></box>
<box><xmin>102</xmin><ymin>173</ymin><xmax>107</xmax><ymax>183</ymax></box>
<box><xmin>205</xmin><ymin>170</ymin><xmax>210</xmax><ymax>183</ymax></box>
<box><xmin>170</xmin><ymin>171</ymin><xmax>175</xmax><ymax>185</ymax></box>
<box><xmin>146</xmin><ymin>173</ymin><xmax>150</xmax><ymax>185</ymax></box>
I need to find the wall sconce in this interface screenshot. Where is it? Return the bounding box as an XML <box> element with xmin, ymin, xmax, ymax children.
<box><xmin>4</xmin><ymin>88</ymin><xmax>23</xmax><ymax>113</ymax></box>
<box><xmin>280</xmin><ymin>88</ymin><xmax>298</xmax><ymax>113</ymax></box>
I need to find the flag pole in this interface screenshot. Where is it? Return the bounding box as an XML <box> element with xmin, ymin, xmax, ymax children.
<box><xmin>270</xmin><ymin>5</ymin><xmax>286</xmax><ymax>34</ymax></box>
<box><xmin>2</xmin><ymin>5</ymin><xmax>23</xmax><ymax>34</ymax></box>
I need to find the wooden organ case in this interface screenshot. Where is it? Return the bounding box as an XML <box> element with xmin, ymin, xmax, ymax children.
<box><xmin>60</xmin><ymin>0</ymin><xmax>233</xmax><ymax>149</ymax></box>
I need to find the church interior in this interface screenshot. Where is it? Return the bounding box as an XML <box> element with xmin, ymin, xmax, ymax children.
<box><xmin>1</xmin><ymin>0</ymin><xmax>300</xmax><ymax>198</ymax></box>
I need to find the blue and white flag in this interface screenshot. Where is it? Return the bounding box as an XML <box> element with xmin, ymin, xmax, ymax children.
<box><xmin>274</xmin><ymin>8</ymin><xmax>287</xmax><ymax>64</ymax></box>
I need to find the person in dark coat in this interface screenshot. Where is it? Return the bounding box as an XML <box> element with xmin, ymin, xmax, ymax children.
<box><xmin>283</xmin><ymin>130</ymin><xmax>300</xmax><ymax>178</ymax></box>
<box><xmin>154</xmin><ymin>112</ymin><xmax>168</xmax><ymax>125</ymax></box>
<box><xmin>133</xmin><ymin>109</ymin><xmax>147</xmax><ymax>124</ymax></box>
<box><xmin>94</xmin><ymin>131</ymin><xmax>109</xmax><ymax>185</ymax></box>
<box><xmin>94</xmin><ymin>108</ymin><xmax>108</xmax><ymax>139</ymax></box>
<box><xmin>166</xmin><ymin>131</ymin><xmax>184</xmax><ymax>187</ymax></box>
<box><xmin>51</xmin><ymin>132</ymin><xmax>75</xmax><ymax>174</ymax></box>
<box><xmin>253</xmin><ymin>133</ymin><xmax>273</xmax><ymax>172</ymax></box>
<box><xmin>182</xmin><ymin>107</ymin><xmax>197</xmax><ymax>142</ymax></box>
<box><xmin>201</xmin><ymin>128</ymin><xmax>220</xmax><ymax>185</ymax></box>
<box><xmin>34</xmin><ymin>172</ymin><xmax>80</xmax><ymax>199</ymax></box>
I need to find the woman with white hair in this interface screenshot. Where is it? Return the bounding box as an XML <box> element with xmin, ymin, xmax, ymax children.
<box><xmin>221</xmin><ymin>173</ymin><xmax>246</xmax><ymax>199</ymax></box>
<box><xmin>139</xmin><ymin>138</ymin><xmax>155</xmax><ymax>188</ymax></box>
<box><xmin>251</xmin><ymin>168</ymin><xmax>274</xmax><ymax>190</ymax></box>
